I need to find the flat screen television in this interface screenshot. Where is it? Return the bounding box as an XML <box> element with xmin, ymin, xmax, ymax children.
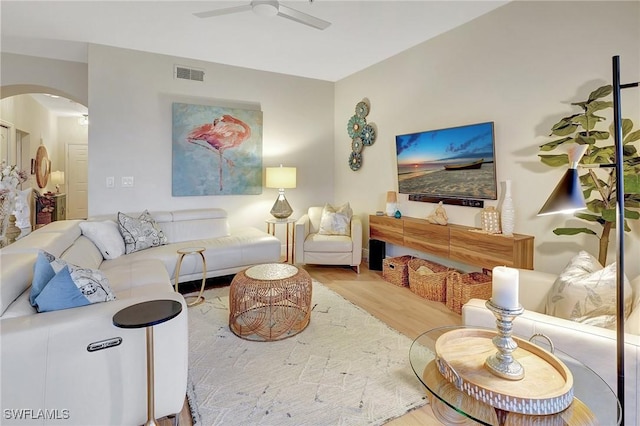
<box><xmin>395</xmin><ymin>122</ymin><xmax>497</xmax><ymax>204</ymax></box>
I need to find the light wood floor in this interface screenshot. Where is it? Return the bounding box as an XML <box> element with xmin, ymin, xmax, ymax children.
<box><xmin>160</xmin><ymin>262</ymin><xmax>462</xmax><ymax>425</ymax></box>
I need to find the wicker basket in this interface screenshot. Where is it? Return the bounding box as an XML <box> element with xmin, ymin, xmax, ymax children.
<box><xmin>407</xmin><ymin>258</ymin><xmax>456</xmax><ymax>302</ymax></box>
<box><xmin>382</xmin><ymin>255</ymin><xmax>413</xmax><ymax>287</ymax></box>
<box><xmin>445</xmin><ymin>271</ymin><xmax>493</xmax><ymax>314</ymax></box>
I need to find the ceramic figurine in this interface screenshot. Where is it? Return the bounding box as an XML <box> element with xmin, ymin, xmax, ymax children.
<box><xmin>426</xmin><ymin>201</ymin><xmax>448</xmax><ymax>225</ymax></box>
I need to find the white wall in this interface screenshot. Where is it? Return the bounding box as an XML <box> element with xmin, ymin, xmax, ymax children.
<box><xmin>334</xmin><ymin>1</ymin><xmax>640</xmax><ymax>277</ymax></box>
<box><xmin>0</xmin><ymin>53</ymin><xmax>88</xmax><ymax>105</ymax></box>
<box><xmin>87</xmin><ymin>45</ymin><xmax>335</xmax><ymax>235</ymax></box>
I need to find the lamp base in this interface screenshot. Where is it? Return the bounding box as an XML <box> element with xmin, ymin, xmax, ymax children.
<box><xmin>270</xmin><ymin>193</ymin><xmax>293</xmax><ymax>219</ymax></box>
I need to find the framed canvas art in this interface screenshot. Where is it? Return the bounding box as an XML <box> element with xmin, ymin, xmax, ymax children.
<box><xmin>172</xmin><ymin>103</ymin><xmax>263</xmax><ymax>196</ymax></box>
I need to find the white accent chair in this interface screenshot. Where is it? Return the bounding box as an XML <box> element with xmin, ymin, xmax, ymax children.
<box><xmin>295</xmin><ymin>206</ymin><xmax>362</xmax><ymax>273</ymax></box>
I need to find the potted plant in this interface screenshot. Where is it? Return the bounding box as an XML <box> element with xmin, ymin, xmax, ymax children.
<box><xmin>539</xmin><ymin>85</ymin><xmax>640</xmax><ymax>265</ymax></box>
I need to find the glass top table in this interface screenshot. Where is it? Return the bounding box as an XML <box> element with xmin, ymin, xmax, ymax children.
<box><xmin>409</xmin><ymin>326</ymin><xmax>621</xmax><ymax>425</ymax></box>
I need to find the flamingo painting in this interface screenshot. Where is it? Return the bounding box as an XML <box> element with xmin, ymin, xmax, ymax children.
<box><xmin>186</xmin><ymin>114</ymin><xmax>251</xmax><ymax>191</ymax></box>
<box><xmin>172</xmin><ymin>103</ymin><xmax>262</xmax><ymax>196</ymax></box>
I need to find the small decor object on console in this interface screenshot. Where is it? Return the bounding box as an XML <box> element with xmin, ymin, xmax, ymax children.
<box><xmin>385</xmin><ymin>191</ymin><xmax>397</xmax><ymax>216</ymax></box>
<box><xmin>501</xmin><ymin>180</ymin><xmax>515</xmax><ymax>236</ymax></box>
<box><xmin>480</xmin><ymin>206</ymin><xmax>501</xmax><ymax>234</ymax></box>
<box><xmin>347</xmin><ymin>98</ymin><xmax>376</xmax><ymax>171</ymax></box>
<box><xmin>426</xmin><ymin>201</ymin><xmax>448</xmax><ymax>225</ymax></box>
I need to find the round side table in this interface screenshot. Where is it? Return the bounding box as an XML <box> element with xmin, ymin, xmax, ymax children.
<box><xmin>174</xmin><ymin>247</ymin><xmax>207</xmax><ymax>306</ymax></box>
<box><xmin>113</xmin><ymin>299</ymin><xmax>182</xmax><ymax>426</ymax></box>
<box><xmin>229</xmin><ymin>263</ymin><xmax>312</xmax><ymax>341</ymax></box>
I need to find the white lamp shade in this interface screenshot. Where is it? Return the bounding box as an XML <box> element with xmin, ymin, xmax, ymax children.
<box><xmin>266</xmin><ymin>167</ymin><xmax>296</xmax><ymax>189</ymax></box>
<box><xmin>51</xmin><ymin>170</ymin><xmax>65</xmax><ymax>185</ymax></box>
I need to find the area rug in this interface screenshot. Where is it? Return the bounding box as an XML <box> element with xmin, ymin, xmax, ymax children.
<box><xmin>186</xmin><ymin>281</ymin><xmax>428</xmax><ymax>425</ymax></box>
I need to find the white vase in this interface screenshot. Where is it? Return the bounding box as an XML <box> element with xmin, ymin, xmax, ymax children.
<box><xmin>501</xmin><ymin>180</ymin><xmax>515</xmax><ymax>236</ymax></box>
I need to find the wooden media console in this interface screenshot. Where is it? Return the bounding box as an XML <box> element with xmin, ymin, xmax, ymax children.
<box><xmin>369</xmin><ymin>215</ymin><xmax>534</xmax><ymax>270</ymax></box>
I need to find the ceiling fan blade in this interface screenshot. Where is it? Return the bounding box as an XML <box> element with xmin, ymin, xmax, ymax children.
<box><xmin>277</xmin><ymin>4</ymin><xmax>331</xmax><ymax>30</ymax></box>
<box><xmin>194</xmin><ymin>4</ymin><xmax>252</xmax><ymax>19</ymax></box>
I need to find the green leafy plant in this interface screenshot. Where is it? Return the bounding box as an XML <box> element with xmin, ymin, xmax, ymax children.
<box><xmin>539</xmin><ymin>85</ymin><xmax>640</xmax><ymax>265</ymax></box>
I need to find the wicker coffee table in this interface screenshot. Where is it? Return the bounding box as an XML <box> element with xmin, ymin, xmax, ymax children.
<box><xmin>229</xmin><ymin>263</ymin><xmax>312</xmax><ymax>341</ymax></box>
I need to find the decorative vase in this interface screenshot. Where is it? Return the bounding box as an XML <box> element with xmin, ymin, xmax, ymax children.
<box><xmin>0</xmin><ymin>192</ymin><xmax>17</xmax><ymax>247</ymax></box>
<box><xmin>501</xmin><ymin>180</ymin><xmax>515</xmax><ymax>236</ymax></box>
<box><xmin>5</xmin><ymin>214</ymin><xmax>21</xmax><ymax>244</ymax></box>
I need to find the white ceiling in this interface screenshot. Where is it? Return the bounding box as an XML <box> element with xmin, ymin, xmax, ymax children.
<box><xmin>2</xmin><ymin>0</ymin><xmax>508</xmax><ymax>114</ymax></box>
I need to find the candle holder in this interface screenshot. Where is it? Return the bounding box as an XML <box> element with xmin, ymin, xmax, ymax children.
<box><xmin>485</xmin><ymin>299</ymin><xmax>525</xmax><ymax>380</ymax></box>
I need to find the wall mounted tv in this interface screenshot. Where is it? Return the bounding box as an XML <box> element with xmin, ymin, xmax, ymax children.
<box><xmin>395</xmin><ymin>121</ymin><xmax>497</xmax><ymax>207</ymax></box>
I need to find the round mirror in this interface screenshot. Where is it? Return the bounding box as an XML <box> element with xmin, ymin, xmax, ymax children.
<box><xmin>35</xmin><ymin>145</ymin><xmax>51</xmax><ymax>189</ymax></box>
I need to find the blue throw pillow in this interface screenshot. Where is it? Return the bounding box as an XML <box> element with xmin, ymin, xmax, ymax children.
<box><xmin>30</xmin><ymin>250</ymin><xmax>116</xmax><ymax>313</ymax></box>
<box><xmin>30</xmin><ymin>252</ymin><xmax>56</xmax><ymax>306</ymax></box>
<box><xmin>34</xmin><ymin>266</ymin><xmax>91</xmax><ymax>313</ymax></box>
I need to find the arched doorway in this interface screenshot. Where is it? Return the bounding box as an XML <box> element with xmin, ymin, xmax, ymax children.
<box><xmin>0</xmin><ymin>91</ymin><xmax>88</xmax><ymax>221</ymax></box>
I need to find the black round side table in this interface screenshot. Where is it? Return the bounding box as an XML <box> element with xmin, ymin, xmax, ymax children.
<box><xmin>113</xmin><ymin>299</ymin><xmax>182</xmax><ymax>426</ymax></box>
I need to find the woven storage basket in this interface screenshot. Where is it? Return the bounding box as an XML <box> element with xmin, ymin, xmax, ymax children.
<box><xmin>382</xmin><ymin>255</ymin><xmax>413</xmax><ymax>287</ymax></box>
<box><xmin>407</xmin><ymin>258</ymin><xmax>456</xmax><ymax>302</ymax></box>
<box><xmin>445</xmin><ymin>271</ymin><xmax>493</xmax><ymax>314</ymax></box>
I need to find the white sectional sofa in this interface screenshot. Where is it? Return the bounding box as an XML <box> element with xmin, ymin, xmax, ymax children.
<box><xmin>462</xmin><ymin>268</ymin><xmax>640</xmax><ymax>424</ymax></box>
<box><xmin>0</xmin><ymin>208</ymin><xmax>280</xmax><ymax>425</ymax></box>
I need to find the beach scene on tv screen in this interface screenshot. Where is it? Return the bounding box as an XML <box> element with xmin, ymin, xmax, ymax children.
<box><xmin>396</xmin><ymin>122</ymin><xmax>497</xmax><ymax>200</ymax></box>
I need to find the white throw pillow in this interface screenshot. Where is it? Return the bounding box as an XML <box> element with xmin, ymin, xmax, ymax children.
<box><xmin>79</xmin><ymin>220</ymin><xmax>125</xmax><ymax>259</ymax></box>
<box><xmin>545</xmin><ymin>251</ymin><xmax>633</xmax><ymax>329</ymax></box>
<box><xmin>318</xmin><ymin>203</ymin><xmax>353</xmax><ymax>236</ymax></box>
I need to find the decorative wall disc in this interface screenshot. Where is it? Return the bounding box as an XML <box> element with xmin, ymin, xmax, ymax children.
<box><xmin>346</xmin><ymin>98</ymin><xmax>376</xmax><ymax>171</ymax></box>
<box><xmin>349</xmin><ymin>151</ymin><xmax>363</xmax><ymax>170</ymax></box>
<box><xmin>347</xmin><ymin>115</ymin><xmax>366</xmax><ymax>138</ymax></box>
<box><xmin>355</xmin><ymin>101</ymin><xmax>370</xmax><ymax>118</ymax></box>
<box><xmin>352</xmin><ymin>137</ymin><xmax>363</xmax><ymax>153</ymax></box>
<box><xmin>361</xmin><ymin>124</ymin><xmax>376</xmax><ymax>146</ymax></box>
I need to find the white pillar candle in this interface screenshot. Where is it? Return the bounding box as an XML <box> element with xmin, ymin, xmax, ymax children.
<box><xmin>492</xmin><ymin>266</ymin><xmax>519</xmax><ymax>309</ymax></box>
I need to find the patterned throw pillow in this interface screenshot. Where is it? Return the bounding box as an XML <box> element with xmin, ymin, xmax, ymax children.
<box><xmin>30</xmin><ymin>251</ymin><xmax>116</xmax><ymax>312</ymax></box>
<box><xmin>318</xmin><ymin>203</ymin><xmax>353</xmax><ymax>236</ymax></box>
<box><xmin>118</xmin><ymin>210</ymin><xmax>168</xmax><ymax>254</ymax></box>
<box><xmin>545</xmin><ymin>251</ymin><xmax>633</xmax><ymax>329</ymax></box>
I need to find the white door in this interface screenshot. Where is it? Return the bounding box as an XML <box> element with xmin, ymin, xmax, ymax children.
<box><xmin>67</xmin><ymin>144</ymin><xmax>88</xmax><ymax>219</ymax></box>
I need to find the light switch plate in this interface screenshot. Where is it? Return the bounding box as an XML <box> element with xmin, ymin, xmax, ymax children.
<box><xmin>106</xmin><ymin>176</ymin><xmax>115</xmax><ymax>188</ymax></box>
<box><xmin>121</xmin><ymin>176</ymin><xmax>134</xmax><ymax>187</ymax></box>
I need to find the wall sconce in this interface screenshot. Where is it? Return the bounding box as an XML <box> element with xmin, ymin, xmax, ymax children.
<box><xmin>266</xmin><ymin>165</ymin><xmax>296</xmax><ymax>219</ymax></box>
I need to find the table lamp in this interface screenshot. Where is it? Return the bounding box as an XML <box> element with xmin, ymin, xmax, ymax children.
<box><xmin>266</xmin><ymin>165</ymin><xmax>296</xmax><ymax>219</ymax></box>
<box><xmin>537</xmin><ymin>56</ymin><xmax>638</xmax><ymax>423</ymax></box>
<box><xmin>386</xmin><ymin>191</ymin><xmax>397</xmax><ymax>216</ymax></box>
<box><xmin>51</xmin><ymin>170</ymin><xmax>65</xmax><ymax>193</ymax></box>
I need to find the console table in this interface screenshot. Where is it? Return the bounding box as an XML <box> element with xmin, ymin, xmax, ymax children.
<box><xmin>369</xmin><ymin>215</ymin><xmax>534</xmax><ymax>270</ymax></box>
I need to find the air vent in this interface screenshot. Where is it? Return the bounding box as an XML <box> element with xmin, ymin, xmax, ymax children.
<box><xmin>174</xmin><ymin>65</ymin><xmax>205</xmax><ymax>82</ymax></box>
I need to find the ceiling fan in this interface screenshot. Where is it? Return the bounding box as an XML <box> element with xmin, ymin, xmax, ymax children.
<box><xmin>194</xmin><ymin>0</ymin><xmax>331</xmax><ymax>30</ymax></box>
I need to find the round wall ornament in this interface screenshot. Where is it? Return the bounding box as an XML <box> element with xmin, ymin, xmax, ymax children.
<box><xmin>346</xmin><ymin>98</ymin><xmax>376</xmax><ymax>171</ymax></box>
<box><xmin>355</xmin><ymin>101</ymin><xmax>369</xmax><ymax>118</ymax></box>
<box><xmin>347</xmin><ymin>115</ymin><xmax>365</xmax><ymax>139</ymax></box>
<box><xmin>349</xmin><ymin>151</ymin><xmax>362</xmax><ymax>171</ymax></box>
<box><xmin>361</xmin><ymin>124</ymin><xmax>376</xmax><ymax>146</ymax></box>
<box><xmin>351</xmin><ymin>137</ymin><xmax>363</xmax><ymax>153</ymax></box>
